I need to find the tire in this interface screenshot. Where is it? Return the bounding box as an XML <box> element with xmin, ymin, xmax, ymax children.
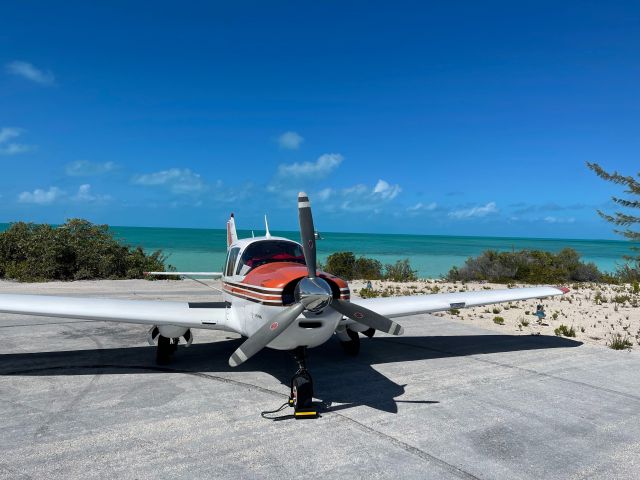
<box><xmin>340</xmin><ymin>328</ymin><xmax>360</xmax><ymax>356</ymax></box>
<box><xmin>291</xmin><ymin>373</ymin><xmax>314</xmax><ymax>410</ymax></box>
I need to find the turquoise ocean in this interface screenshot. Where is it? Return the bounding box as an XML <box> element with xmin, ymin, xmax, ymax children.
<box><xmin>1</xmin><ymin>223</ymin><xmax>634</xmax><ymax>278</ymax></box>
<box><xmin>102</xmin><ymin>226</ymin><xmax>634</xmax><ymax>278</ymax></box>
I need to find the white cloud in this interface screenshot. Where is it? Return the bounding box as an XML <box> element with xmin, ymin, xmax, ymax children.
<box><xmin>132</xmin><ymin>168</ymin><xmax>206</xmax><ymax>194</ymax></box>
<box><xmin>277</xmin><ymin>153</ymin><xmax>343</xmax><ymax>179</ymax></box>
<box><xmin>0</xmin><ymin>127</ymin><xmax>21</xmax><ymax>143</ymax></box>
<box><xmin>0</xmin><ymin>127</ymin><xmax>35</xmax><ymax>155</ymax></box>
<box><xmin>277</xmin><ymin>131</ymin><xmax>304</xmax><ymax>150</ymax></box>
<box><xmin>6</xmin><ymin>61</ymin><xmax>55</xmax><ymax>85</ymax></box>
<box><xmin>373</xmin><ymin>179</ymin><xmax>402</xmax><ymax>200</ymax></box>
<box><xmin>337</xmin><ymin>179</ymin><xmax>403</xmax><ymax>213</ymax></box>
<box><xmin>73</xmin><ymin>184</ymin><xmax>111</xmax><ymax>203</ymax></box>
<box><xmin>317</xmin><ymin>188</ymin><xmax>333</xmax><ymax>201</ymax></box>
<box><xmin>544</xmin><ymin>216</ymin><xmax>576</xmax><ymax>224</ymax></box>
<box><xmin>18</xmin><ymin>187</ymin><xmax>64</xmax><ymax>205</ymax></box>
<box><xmin>66</xmin><ymin>160</ymin><xmax>117</xmax><ymax>176</ymax></box>
<box><xmin>449</xmin><ymin>202</ymin><xmax>498</xmax><ymax>219</ymax></box>
<box><xmin>408</xmin><ymin>202</ymin><xmax>437</xmax><ymax>212</ymax></box>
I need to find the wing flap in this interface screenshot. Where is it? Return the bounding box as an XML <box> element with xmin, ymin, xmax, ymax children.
<box><xmin>0</xmin><ymin>294</ymin><xmax>227</xmax><ymax>329</ymax></box>
<box><xmin>351</xmin><ymin>286</ymin><xmax>567</xmax><ymax>319</ymax></box>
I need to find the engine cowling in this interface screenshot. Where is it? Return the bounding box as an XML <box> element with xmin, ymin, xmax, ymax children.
<box><xmin>147</xmin><ymin>325</ymin><xmax>193</xmax><ymax>347</ymax></box>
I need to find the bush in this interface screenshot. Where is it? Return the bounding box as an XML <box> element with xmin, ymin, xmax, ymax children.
<box><xmin>353</xmin><ymin>257</ymin><xmax>383</xmax><ymax>280</ymax></box>
<box><xmin>384</xmin><ymin>259</ymin><xmax>418</xmax><ymax>282</ymax></box>
<box><xmin>608</xmin><ymin>333</ymin><xmax>633</xmax><ymax>350</ymax></box>
<box><xmin>554</xmin><ymin>324</ymin><xmax>576</xmax><ymax>337</ymax></box>
<box><xmin>324</xmin><ymin>251</ymin><xmax>356</xmax><ymax>279</ymax></box>
<box><xmin>446</xmin><ymin>248</ymin><xmax>604</xmax><ymax>284</ymax></box>
<box><xmin>493</xmin><ymin>316</ymin><xmax>505</xmax><ymax>325</ymax></box>
<box><xmin>0</xmin><ymin>219</ymin><xmax>170</xmax><ymax>282</ymax></box>
<box><xmin>324</xmin><ymin>252</ymin><xmax>415</xmax><ymax>281</ymax></box>
<box><xmin>358</xmin><ymin>287</ymin><xmax>380</xmax><ymax>298</ymax></box>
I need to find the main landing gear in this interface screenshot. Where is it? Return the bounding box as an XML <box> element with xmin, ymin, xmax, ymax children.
<box><xmin>156</xmin><ymin>335</ymin><xmax>179</xmax><ymax>365</ymax></box>
<box><xmin>288</xmin><ymin>346</ymin><xmax>318</xmax><ymax>419</ymax></box>
<box><xmin>338</xmin><ymin>326</ymin><xmax>376</xmax><ymax>356</ymax></box>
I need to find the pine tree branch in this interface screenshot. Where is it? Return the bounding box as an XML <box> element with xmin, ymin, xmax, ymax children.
<box><xmin>612</xmin><ymin>197</ymin><xmax>640</xmax><ymax>208</ymax></box>
<box><xmin>586</xmin><ymin>162</ymin><xmax>640</xmax><ymax>193</ymax></box>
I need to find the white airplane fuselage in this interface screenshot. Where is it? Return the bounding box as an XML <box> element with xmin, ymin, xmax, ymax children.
<box><xmin>219</xmin><ymin>235</ymin><xmax>349</xmax><ymax>350</ymax></box>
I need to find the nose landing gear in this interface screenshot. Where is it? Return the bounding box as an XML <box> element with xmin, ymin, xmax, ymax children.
<box><xmin>288</xmin><ymin>346</ymin><xmax>318</xmax><ymax>419</ymax></box>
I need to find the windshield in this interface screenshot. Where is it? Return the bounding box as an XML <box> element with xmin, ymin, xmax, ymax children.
<box><xmin>236</xmin><ymin>240</ymin><xmax>305</xmax><ymax>275</ymax></box>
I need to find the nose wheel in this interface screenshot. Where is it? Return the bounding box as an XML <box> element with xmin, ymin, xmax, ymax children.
<box><xmin>288</xmin><ymin>347</ymin><xmax>318</xmax><ymax>418</ymax></box>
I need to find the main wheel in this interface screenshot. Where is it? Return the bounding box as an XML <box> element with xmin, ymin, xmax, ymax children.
<box><xmin>340</xmin><ymin>328</ymin><xmax>360</xmax><ymax>356</ymax></box>
<box><xmin>156</xmin><ymin>335</ymin><xmax>172</xmax><ymax>365</ymax></box>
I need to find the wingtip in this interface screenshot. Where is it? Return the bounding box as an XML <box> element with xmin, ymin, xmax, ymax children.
<box><xmin>557</xmin><ymin>286</ymin><xmax>570</xmax><ymax>294</ymax></box>
<box><xmin>228</xmin><ymin>358</ymin><xmax>238</xmax><ymax>367</ymax></box>
<box><xmin>298</xmin><ymin>191</ymin><xmax>308</xmax><ymax>198</ymax></box>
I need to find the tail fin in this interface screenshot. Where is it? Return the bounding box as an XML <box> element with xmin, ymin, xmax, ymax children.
<box><xmin>227</xmin><ymin>213</ymin><xmax>238</xmax><ymax>249</ymax></box>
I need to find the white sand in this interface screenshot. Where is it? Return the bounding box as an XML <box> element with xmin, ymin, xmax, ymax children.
<box><xmin>351</xmin><ymin>279</ymin><xmax>640</xmax><ymax>349</ymax></box>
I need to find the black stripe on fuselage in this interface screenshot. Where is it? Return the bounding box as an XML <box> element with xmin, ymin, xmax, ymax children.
<box><xmin>188</xmin><ymin>301</ymin><xmax>230</xmax><ymax>309</ymax></box>
<box><xmin>225</xmin><ymin>290</ymin><xmax>283</xmax><ymax>306</ymax></box>
<box><xmin>222</xmin><ymin>280</ymin><xmax>284</xmax><ymax>295</ymax></box>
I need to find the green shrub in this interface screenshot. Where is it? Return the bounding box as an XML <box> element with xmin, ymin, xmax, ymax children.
<box><xmin>353</xmin><ymin>257</ymin><xmax>383</xmax><ymax>280</ymax></box>
<box><xmin>384</xmin><ymin>259</ymin><xmax>418</xmax><ymax>282</ymax></box>
<box><xmin>324</xmin><ymin>251</ymin><xmax>356</xmax><ymax>279</ymax></box>
<box><xmin>554</xmin><ymin>324</ymin><xmax>576</xmax><ymax>337</ymax></box>
<box><xmin>613</xmin><ymin>294</ymin><xmax>631</xmax><ymax>304</ymax></box>
<box><xmin>0</xmin><ymin>219</ymin><xmax>169</xmax><ymax>282</ymax></box>
<box><xmin>446</xmin><ymin>248</ymin><xmax>603</xmax><ymax>284</ymax></box>
<box><xmin>493</xmin><ymin>316</ymin><xmax>505</xmax><ymax>325</ymax></box>
<box><xmin>608</xmin><ymin>333</ymin><xmax>633</xmax><ymax>350</ymax></box>
<box><xmin>449</xmin><ymin>308</ymin><xmax>460</xmax><ymax>315</ymax></box>
<box><xmin>358</xmin><ymin>287</ymin><xmax>380</xmax><ymax>299</ymax></box>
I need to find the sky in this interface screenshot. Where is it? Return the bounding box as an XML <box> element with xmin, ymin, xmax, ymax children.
<box><xmin>1</xmin><ymin>1</ymin><xmax>639</xmax><ymax>239</ymax></box>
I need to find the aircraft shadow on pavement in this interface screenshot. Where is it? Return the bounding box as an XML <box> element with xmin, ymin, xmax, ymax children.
<box><xmin>0</xmin><ymin>334</ymin><xmax>582</xmax><ymax>414</ymax></box>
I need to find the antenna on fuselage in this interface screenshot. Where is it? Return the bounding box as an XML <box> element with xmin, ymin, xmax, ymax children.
<box><xmin>251</xmin><ymin>230</ymin><xmax>255</xmax><ymax>238</ymax></box>
<box><xmin>264</xmin><ymin>214</ymin><xmax>271</xmax><ymax>238</ymax></box>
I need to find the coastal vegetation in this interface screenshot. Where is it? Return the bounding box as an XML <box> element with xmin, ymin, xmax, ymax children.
<box><xmin>554</xmin><ymin>324</ymin><xmax>576</xmax><ymax>337</ymax></box>
<box><xmin>323</xmin><ymin>251</ymin><xmax>417</xmax><ymax>282</ymax></box>
<box><xmin>0</xmin><ymin>219</ymin><xmax>169</xmax><ymax>282</ymax></box>
<box><xmin>587</xmin><ymin>162</ymin><xmax>640</xmax><ymax>282</ymax></box>
<box><xmin>446</xmin><ymin>248</ymin><xmax>605</xmax><ymax>284</ymax></box>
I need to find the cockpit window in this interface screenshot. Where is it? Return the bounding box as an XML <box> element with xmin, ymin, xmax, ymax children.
<box><xmin>236</xmin><ymin>240</ymin><xmax>305</xmax><ymax>276</ymax></box>
<box><xmin>226</xmin><ymin>247</ymin><xmax>240</xmax><ymax>277</ymax></box>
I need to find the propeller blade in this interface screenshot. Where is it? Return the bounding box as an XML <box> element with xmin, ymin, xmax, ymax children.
<box><xmin>331</xmin><ymin>299</ymin><xmax>404</xmax><ymax>336</ymax></box>
<box><xmin>298</xmin><ymin>191</ymin><xmax>317</xmax><ymax>279</ymax></box>
<box><xmin>228</xmin><ymin>303</ymin><xmax>305</xmax><ymax>367</ymax></box>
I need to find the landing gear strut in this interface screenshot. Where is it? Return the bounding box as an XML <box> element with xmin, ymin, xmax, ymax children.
<box><xmin>156</xmin><ymin>335</ymin><xmax>178</xmax><ymax>365</ymax></box>
<box><xmin>288</xmin><ymin>347</ymin><xmax>318</xmax><ymax>419</ymax></box>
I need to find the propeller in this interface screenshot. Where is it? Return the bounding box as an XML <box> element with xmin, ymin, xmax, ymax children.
<box><xmin>297</xmin><ymin>192</ymin><xmax>317</xmax><ymax>279</ymax></box>
<box><xmin>229</xmin><ymin>303</ymin><xmax>304</xmax><ymax>367</ymax></box>
<box><xmin>228</xmin><ymin>191</ymin><xmax>403</xmax><ymax>367</ymax></box>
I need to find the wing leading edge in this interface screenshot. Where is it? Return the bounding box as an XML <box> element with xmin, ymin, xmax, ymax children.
<box><xmin>350</xmin><ymin>286</ymin><xmax>568</xmax><ymax>319</ymax></box>
<box><xmin>0</xmin><ymin>294</ymin><xmax>228</xmax><ymax>329</ymax></box>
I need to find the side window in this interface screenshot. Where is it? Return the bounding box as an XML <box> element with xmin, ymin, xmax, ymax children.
<box><xmin>225</xmin><ymin>248</ymin><xmax>240</xmax><ymax>277</ymax></box>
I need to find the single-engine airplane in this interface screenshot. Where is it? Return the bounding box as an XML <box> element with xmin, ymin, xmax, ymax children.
<box><xmin>0</xmin><ymin>192</ymin><xmax>569</xmax><ymax>418</ymax></box>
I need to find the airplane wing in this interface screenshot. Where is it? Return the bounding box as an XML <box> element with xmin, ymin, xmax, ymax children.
<box><xmin>145</xmin><ymin>271</ymin><xmax>223</xmax><ymax>278</ymax></box>
<box><xmin>0</xmin><ymin>294</ymin><xmax>228</xmax><ymax>329</ymax></box>
<box><xmin>350</xmin><ymin>286</ymin><xmax>568</xmax><ymax>319</ymax></box>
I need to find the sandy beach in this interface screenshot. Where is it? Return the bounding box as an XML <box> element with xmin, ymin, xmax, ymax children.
<box><xmin>351</xmin><ymin>279</ymin><xmax>640</xmax><ymax>350</ymax></box>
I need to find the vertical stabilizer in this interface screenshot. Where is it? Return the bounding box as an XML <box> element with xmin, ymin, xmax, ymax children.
<box><xmin>227</xmin><ymin>213</ymin><xmax>238</xmax><ymax>249</ymax></box>
<box><xmin>264</xmin><ymin>214</ymin><xmax>271</xmax><ymax>239</ymax></box>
